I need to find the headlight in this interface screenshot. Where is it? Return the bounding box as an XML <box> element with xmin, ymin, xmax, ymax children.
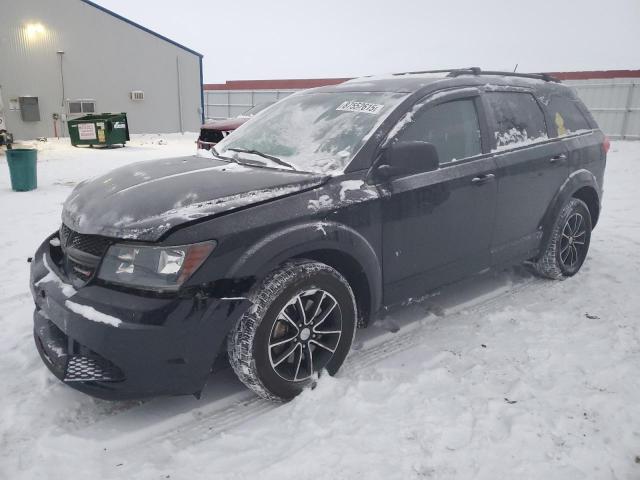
<box><xmin>97</xmin><ymin>241</ymin><xmax>216</xmax><ymax>290</ymax></box>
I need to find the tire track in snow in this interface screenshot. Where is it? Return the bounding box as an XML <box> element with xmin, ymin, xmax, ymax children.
<box><xmin>112</xmin><ymin>275</ymin><xmax>549</xmax><ymax>452</ymax></box>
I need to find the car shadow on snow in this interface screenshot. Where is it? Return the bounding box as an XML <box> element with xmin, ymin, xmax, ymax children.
<box><xmin>60</xmin><ymin>265</ymin><xmax>535</xmax><ymax>448</ymax></box>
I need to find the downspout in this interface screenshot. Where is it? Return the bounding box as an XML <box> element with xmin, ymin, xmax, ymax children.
<box><xmin>57</xmin><ymin>50</ymin><xmax>65</xmax><ymax>138</ymax></box>
<box><xmin>199</xmin><ymin>55</ymin><xmax>205</xmax><ymax>124</ymax></box>
<box><xmin>176</xmin><ymin>56</ymin><xmax>184</xmax><ymax>134</ymax></box>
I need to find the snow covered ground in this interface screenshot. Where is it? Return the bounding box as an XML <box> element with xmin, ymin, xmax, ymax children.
<box><xmin>0</xmin><ymin>136</ymin><xmax>639</xmax><ymax>479</ymax></box>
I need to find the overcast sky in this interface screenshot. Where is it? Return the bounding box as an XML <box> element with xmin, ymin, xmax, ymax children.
<box><xmin>97</xmin><ymin>0</ymin><xmax>639</xmax><ymax>83</ymax></box>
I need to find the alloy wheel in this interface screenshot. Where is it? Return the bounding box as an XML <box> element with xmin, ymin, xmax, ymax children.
<box><xmin>560</xmin><ymin>212</ymin><xmax>587</xmax><ymax>269</ymax></box>
<box><xmin>268</xmin><ymin>289</ymin><xmax>342</xmax><ymax>382</ymax></box>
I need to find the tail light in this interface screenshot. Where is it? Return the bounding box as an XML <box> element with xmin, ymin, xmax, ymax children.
<box><xmin>603</xmin><ymin>136</ymin><xmax>610</xmax><ymax>154</ymax></box>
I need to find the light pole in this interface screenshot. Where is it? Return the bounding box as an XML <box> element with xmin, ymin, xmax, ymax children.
<box><xmin>56</xmin><ymin>50</ymin><xmax>65</xmax><ymax>138</ymax></box>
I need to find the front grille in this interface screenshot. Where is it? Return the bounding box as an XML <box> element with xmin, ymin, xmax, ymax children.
<box><xmin>36</xmin><ymin>316</ymin><xmax>125</xmax><ymax>383</ymax></box>
<box><xmin>65</xmin><ymin>355</ymin><xmax>124</xmax><ymax>382</ymax></box>
<box><xmin>59</xmin><ymin>224</ymin><xmax>112</xmax><ymax>284</ymax></box>
<box><xmin>60</xmin><ymin>224</ymin><xmax>111</xmax><ymax>257</ymax></box>
<box><xmin>68</xmin><ymin>258</ymin><xmax>94</xmax><ymax>282</ymax></box>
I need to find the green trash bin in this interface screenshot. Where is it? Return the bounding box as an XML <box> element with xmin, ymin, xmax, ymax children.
<box><xmin>67</xmin><ymin>113</ymin><xmax>130</xmax><ymax>147</ymax></box>
<box><xmin>6</xmin><ymin>148</ymin><xmax>38</xmax><ymax>191</ymax></box>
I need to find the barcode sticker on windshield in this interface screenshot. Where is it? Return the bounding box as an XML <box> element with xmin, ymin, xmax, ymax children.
<box><xmin>337</xmin><ymin>101</ymin><xmax>384</xmax><ymax>114</ymax></box>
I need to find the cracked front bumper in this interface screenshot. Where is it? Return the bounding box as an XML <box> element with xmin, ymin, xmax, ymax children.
<box><xmin>30</xmin><ymin>236</ymin><xmax>251</xmax><ymax>400</ymax></box>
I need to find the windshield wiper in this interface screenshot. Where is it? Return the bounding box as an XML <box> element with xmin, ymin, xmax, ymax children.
<box><xmin>227</xmin><ymin>148</ymin><xmax>298</xmax><ymax>171</ymax></box>
<box><xmin>211</xmin><ymin>146</ymin><xmax>241</xmax><ymax>164</ymax></box>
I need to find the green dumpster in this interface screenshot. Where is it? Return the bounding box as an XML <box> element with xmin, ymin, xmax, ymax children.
<box><xmin>67</xmin><ymin>113</ymin><xmax>130</xmax><ymax>147</ymax></box>
<box><xmin>6</xmin><ymin>148</ymin><xmax>37</xmax><ymax>191</ymax></box>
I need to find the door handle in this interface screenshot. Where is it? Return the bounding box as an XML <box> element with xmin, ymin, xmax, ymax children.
<box><xmin>550</xmin><ymin>153</ymin><xmax>567</xmax><ymax>163</ymax></box>
<box><xmin>471</xmin><ymin>173</ymin><xmax>495</xmax><ymax>185</ymax></box>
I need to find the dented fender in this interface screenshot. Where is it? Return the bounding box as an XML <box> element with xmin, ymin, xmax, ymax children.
<box><xmin>227</xmin><ymin>220</ymin><xmax>383</xmax><ymax>317</ymax></box>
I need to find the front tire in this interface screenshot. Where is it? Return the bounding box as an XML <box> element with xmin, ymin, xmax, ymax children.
<box><xmin>228</xmin><ymin>260</ymin><xmax>357</xmax><ymax>401</ymax></box>
<box><xmin>532</xmin><ymin>198</ymin><xmax>592</xmax><ymax>279</ymax></box>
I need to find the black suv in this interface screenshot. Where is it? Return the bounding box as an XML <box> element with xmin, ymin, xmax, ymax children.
<box><xmin>30</xmin><ymin>68</ymin><xmax>608</xmax><ymax>401</ymax></box>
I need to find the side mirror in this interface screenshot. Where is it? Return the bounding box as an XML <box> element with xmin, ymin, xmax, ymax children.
<box><xmin>376</xmin><ymin>141</ymin><xmax>439</xmax><ymax>180</ymax></box>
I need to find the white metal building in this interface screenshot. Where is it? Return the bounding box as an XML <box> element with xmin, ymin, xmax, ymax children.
<box><xmin>0</xmin><ymin>0</ymin><xmax>204</xmax><ymax>140</ymax></box>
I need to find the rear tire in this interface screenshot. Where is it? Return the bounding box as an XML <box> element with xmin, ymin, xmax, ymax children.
<box><xmin>228</xmin><ymin>260</ymin><xmax>357</xmax><ymax>401</ymax></box>
<box><xmin>532</xmin><ymin>198</ymin><xmax>592</xmax><ymax>279</ymax></box>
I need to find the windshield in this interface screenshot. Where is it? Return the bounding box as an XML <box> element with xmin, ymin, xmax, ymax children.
<box><xmin>215</xmin><ymin>91</ymin><xmax>408</xmax><ymax>174</ymax></box>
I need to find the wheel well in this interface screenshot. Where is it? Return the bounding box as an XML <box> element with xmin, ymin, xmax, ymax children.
<box><xmin>572</xmin><ymin>186</ymin><xmax>600</xmax><ymax>228</ymax></box>
<box><xmin>293</xmin><ymin>249</ymin><xmax>372</xmax><ymax>327</ymax></box>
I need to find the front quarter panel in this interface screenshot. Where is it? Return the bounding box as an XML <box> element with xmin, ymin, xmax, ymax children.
<box><xmin>167</xmin><ymin>174</ymin><xmax>384</xmax><ymax>316</ymax></box>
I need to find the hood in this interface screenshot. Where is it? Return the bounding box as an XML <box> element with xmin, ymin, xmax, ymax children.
<box><xmin>200</xmin><ymin>117</ymin><xmax>247</xmax><ymax>131</ymax></box>
<box><xmin>62</xmin><ymin>156</ymin><xmax>326</xmax><ymax>241</ymax></box>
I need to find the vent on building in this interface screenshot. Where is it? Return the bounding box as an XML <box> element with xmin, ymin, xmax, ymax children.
<box><xmin>67</xmin><ymin>100</ymin><xmax>96</xmax><ymax>115</ymax></box>
<box><xmin>129</xmin><ymin>91</ymin><xmax>145</xmax><ymax>101</ymax></box>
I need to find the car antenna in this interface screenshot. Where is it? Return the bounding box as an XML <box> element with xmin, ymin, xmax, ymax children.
<box><xmin>513</xmin><ymin>63</ymin><xmax>519</xmax><ymax>72</ymax></box>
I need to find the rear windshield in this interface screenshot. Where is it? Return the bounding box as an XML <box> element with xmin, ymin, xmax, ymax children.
<box><xmin>215</xmin><ymin>91</ymin><xmax>408</xmax><ymax>174</ymax></box>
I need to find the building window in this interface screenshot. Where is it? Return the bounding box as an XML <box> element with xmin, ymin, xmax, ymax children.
<box><xmin>67</xmin><ymin>100</ymin><xmax>96</xmax><ymax>115</ymax></box>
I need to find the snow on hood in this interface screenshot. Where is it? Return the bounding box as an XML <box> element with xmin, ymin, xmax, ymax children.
<box><xmin>62</xmin><ymin>156</ymin><xmax>327</xmax><ymax>241</ymax></box>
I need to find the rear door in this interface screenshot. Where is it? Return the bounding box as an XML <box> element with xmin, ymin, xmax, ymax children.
<box><xmin>484</xmin><ymin>89</ymin><xmax>569</xmax><ymax>264</ymax></box>
<box><xmin>379</xmin><ymin>89</ymin><xmax>498</xmax><ymax>304</ymax></box>
<box><xmin>545</xmin><ymin>93</ymin><xmax>606</xmax><ymax>190</ymax></box>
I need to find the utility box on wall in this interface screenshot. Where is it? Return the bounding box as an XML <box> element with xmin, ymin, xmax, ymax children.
<box><xmin>19</xmin><ymin>96</ymin><xmax>40</xmax><ymax>122</ymax></box>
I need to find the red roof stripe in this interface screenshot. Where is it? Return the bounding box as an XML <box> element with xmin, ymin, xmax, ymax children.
<box><xmin>547</xmin><ymin>70</ymin><xmax>640</xmax><ymax>80</ymax></box>
<box><xmin>204</xmin><ymin>78</ymin><xmax>351</xmax><ymax>90</ymax></box>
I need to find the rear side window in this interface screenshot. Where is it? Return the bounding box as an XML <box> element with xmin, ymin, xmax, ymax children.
<box><xmin>485</xmin><ymin>92</ymin><xmax>547</xmax><ymax>149</ymax></box>
<box><xmin>396</xmin><ymin>99</ymin><xmax>482</xmax><ymax>164</ymax></box>
<box><xmin>546</xmin><ymin>95</ymin><xmax>591</xmax><ymax>137</ymax></box>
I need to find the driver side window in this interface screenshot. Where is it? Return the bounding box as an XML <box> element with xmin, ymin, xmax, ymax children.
<box><xmin>396</xmin><ymin>99</ymin><xmax>482</xmax><ymax>164</ymax></box>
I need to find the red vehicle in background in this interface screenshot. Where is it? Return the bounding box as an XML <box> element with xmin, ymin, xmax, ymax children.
<box><xmin>197</xmin><ymin>102</ymin><xmax>274</xmax><ymax>150</ymax></box>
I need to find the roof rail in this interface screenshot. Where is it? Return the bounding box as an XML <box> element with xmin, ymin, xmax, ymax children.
<box><xmin>391</xmin><ymin>67</ymin><xmax>480</xmax><ymax>76</ymax></box>
<box><xmin>388</xmin><ymin>67</ymin><xmax>560</xmax><ymax>83</ymax></box>
<box><xmin>447</xmin><ymin>69</ymin><xmax>560</xmax><ymax>83</ymax></box>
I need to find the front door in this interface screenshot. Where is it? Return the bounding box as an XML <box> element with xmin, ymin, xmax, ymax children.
<box><xmin>379</xmin><ymin>90</ymin><xmax>498</xmax><ymax>305</ymax></box>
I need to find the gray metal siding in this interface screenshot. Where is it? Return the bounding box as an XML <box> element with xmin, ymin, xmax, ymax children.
<box><xmin>204</xmin><ymin>90</ymin><xmax>296</xmax><ymax>120</ymax></box>
<box><xmin>565</xmin><ymin>79</ymin><xmax>640</xmax><ymax>139</ymax></box>
<box><xmin>0</xmin><ymin>0</ymin><xmax>202</xmax><ymax>140</ymax></box>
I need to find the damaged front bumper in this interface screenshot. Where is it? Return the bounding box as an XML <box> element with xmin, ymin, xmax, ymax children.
<box><xmin>30</xmin><ymin>234</ymin><xmax>251</xmax><ymax>400</ymax></box>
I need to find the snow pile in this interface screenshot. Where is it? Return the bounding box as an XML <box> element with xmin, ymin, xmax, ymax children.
<box><xmin>0</xmin><ymin>138</ymin><xmax>639</xmax><ymax>479</ymax></box>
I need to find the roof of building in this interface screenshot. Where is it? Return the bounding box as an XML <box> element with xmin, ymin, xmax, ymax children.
<box><xmin>80</xmin><ymin>0</ymin><xmax>202</xmax><ymax>57</ymax></box>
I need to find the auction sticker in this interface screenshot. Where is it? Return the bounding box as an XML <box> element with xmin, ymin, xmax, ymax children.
<box><xmin>337</xmin><ymin>101</ymin><xmax>384</xmax><ymax>114</ymax></box>
<box><xmin>78</xmin><ymin>123</ymin><xmax>97</xmax><ymax>140</ymax></box>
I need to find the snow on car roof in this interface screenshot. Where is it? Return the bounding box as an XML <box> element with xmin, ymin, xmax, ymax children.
<box><xmin>311</xmin><ymin>74</ymin><xmax>446</xmax><ymax>93</ymax></box>
<box><xmin>311</xmin><ymin>71</ymin><xmax>566</xmax><ymax>95</ymax></box>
